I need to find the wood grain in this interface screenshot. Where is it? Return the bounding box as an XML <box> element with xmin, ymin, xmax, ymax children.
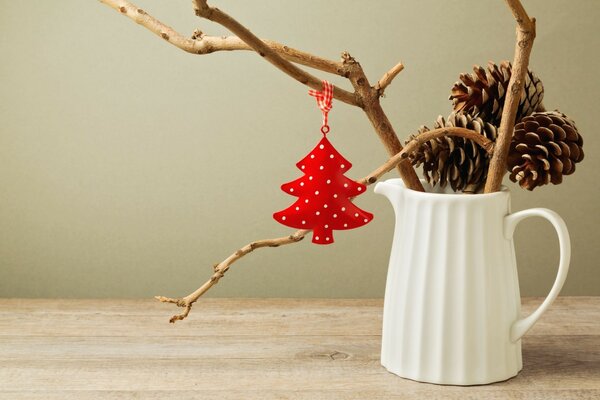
<box><xmin>0</xmin><ymin>298</ymin><xmax>598</xmax><ymax>399</ymax></box>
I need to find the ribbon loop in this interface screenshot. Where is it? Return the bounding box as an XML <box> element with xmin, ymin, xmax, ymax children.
<box><xmin>308</xmin><ymin>80</ymin><xmax>333</xmax><ymax>134</ymax></box>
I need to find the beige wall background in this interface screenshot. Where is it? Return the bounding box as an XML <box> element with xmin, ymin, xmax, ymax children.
<box><xmin>1</xmin><ymin>0</ymin><xmax>598</xmax><ymax>298</ymax></box>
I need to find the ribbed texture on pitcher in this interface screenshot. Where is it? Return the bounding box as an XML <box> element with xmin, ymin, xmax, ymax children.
<box><xmin>377</xmin><ymin>179</ymin><xmax>523</xmax><ymax>385</ymax></box>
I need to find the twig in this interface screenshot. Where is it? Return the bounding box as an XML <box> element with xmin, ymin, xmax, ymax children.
<box><xmin>375</xmin><ymin>61</ymin><xmax>405</xmax><ymax>96</ymax></box>
<box><xmin>157</xmin><ymin>126</ymin><xmax>493</xmax><ymax>322</ymax></box>
<box><xmin>363</xmin><ymin>127</ymin><xmax>495</xmax><ymax>184</ymax></box>
<box><xmin>484</xmin><ymin>0</ymin><xmax>536</xmax><ymax>193</ymax></box>
<box><xmin>156</xmin><ymin>229</ymin><xmax>308</xmax><ymax>323</ymax></box>
<box><xmin>99</xmin><ymin>0</ymin><xmax>345</xmax><ymax>76</ymax></box>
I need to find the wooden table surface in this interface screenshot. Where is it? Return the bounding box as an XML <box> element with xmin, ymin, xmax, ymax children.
<box><xmin>0</xmin><ymin>297</ymin><xmax>598</xmax><ymax>399</ymax></box>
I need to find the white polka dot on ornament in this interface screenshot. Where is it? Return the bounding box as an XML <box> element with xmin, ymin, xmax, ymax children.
<box><xmin>282</xmin><ymin>216</ymin><xmax>286</xmax><ymax>221</ymax></box>
<box><xmin>330</xmin><ymin>154</ymin><xmax>334</xmax><ymax>158</ymax></box>
<box><xmin>341</xmin><ymin>164</ymin><xmax>345</xmax><ymax>168</ymax></box>
<box><xmin>355</xmin><ymin>213</ymin><xmax>359</xmax><ymax>217</ymax></box>
<box><xmin>319</xmin><ymin>144</ymin><xmax>324</xmax><ymax>149</ymax></box>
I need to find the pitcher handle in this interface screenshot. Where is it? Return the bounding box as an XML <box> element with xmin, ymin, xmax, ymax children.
<box><xmin>504</xmin><ymin>208</ymin><xmax>571</xmax><ymax>342</ymax></box>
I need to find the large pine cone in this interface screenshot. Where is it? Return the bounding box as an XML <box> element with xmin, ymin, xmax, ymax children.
<box><xmin>408</xmin><ymin>112</ymin><xmax>497</xmax><ymax>193</ymax></box>
<box><xmin>450</xmin><ymin>61</ymin><xmax>544</xmax><ymax>126</ymax></box>
<box><xmin>507</xmin><ymin>111</ymin><xmax>584</xmax><ymax>191</ymax></box>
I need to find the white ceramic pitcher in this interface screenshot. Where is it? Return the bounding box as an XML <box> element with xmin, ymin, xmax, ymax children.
<box><xmin>374</xmin><ymin>178</ymin><xmax>570</xmax><ymax>385</ymax></box>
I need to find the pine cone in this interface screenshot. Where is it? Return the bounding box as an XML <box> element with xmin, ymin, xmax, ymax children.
<box><xmin>409</xmin><ymin>112</ymin><xmax>498</xmax><ymax>193</ymax></box>
<box><xmin>450</xmin><ymin>61</ymin><xmax>544</xmax><ymax>126</ymax></box>
<box><xmin>507</xmin><ymin>111</ymin><xmax>584</xmax><ymax>191</ymax></box>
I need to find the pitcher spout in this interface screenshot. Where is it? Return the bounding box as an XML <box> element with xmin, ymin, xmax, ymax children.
<box><xmin>374</xmin><ymin>181</ymin><xmax>396</xmax><ymax>200</ymax></box>
<box><xmin>374</xmin><ymin>180</ymin><xmax>402</xmax><ymax>214</ymax></box>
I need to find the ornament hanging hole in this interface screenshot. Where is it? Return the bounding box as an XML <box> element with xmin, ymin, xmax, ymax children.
<box><xmin>321</xmin><ymin>125</ymin><xmax>330</xmax><ymax>135</ymax></box>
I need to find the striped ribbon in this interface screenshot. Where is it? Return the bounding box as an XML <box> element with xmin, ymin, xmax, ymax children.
<box><xmin>308</xmin><ymin>80</ymin><xmax>333</xmax><ymax>134</ymax></box>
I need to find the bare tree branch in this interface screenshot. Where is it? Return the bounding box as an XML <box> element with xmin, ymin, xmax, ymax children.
<box><xmin>157</xmin><ymin>126</ymin><xmax>493</xmax><ymax>322</ymax></box>
<box><xmin>100</xmin><ymin>0</ymin><xmax>345</xmax><ymax>76</ymax></box>
<box><xmin>484</xmin><ymin>0</ymin><xmax>536</xmax><ymax>193</ymax></box>
<box><xmin>98</xmin><ymin>0</ymin><xmax>543</xmax><ymax>322</ymax></box>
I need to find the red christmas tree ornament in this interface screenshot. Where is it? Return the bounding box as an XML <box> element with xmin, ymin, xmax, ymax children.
<box><xmin>273</xmin><ymin>81</ymin><xmax>373</xmax><ymax>245</ymax></box>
